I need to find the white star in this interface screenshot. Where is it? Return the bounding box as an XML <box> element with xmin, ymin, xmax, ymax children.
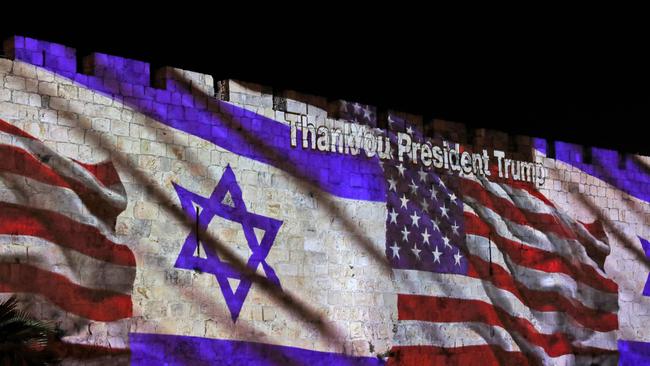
<box><xmin>400</xmin><ymin>194</ymin><xmax>410</xmax><ymax>209</ymax></box>
<box><xmin>401</xmin><ymin>226</ymin><xmax>411</xmax><ymax>242</ymax></box>
<box><xmin>396</xmin><ymin>163</ymin><xmax>406</xmax><ymax>177</ymax></box>
<box><xmin>408</xmin><ymin>180</ymin><xmax>418</xmax><ymax>195</ymax></box>
<box><xmin>421</xmin><ymin>197</ymin><xmax>429</xmax><ymax>213</ymax></box>
<box><xmin>353</xmin><ymin>102</ymin><xmax>362</xmax><ymax>113</ymax></box>
<box><xmin>406</xmin><ymin>126</ymin><xmax>414</xmax><ymax>135</ymax></box>
<box><xmin>411</xmin><ymin>244</ymin><xmax>421</xmax><ymax>260</ymax></box>
<box><xmin>432</xmin><ymin>218</ymin><xmax>440</xmax><ymax>232</ymax></box>
<box><xmin>442</xmin><ymin>235</ymin><xmax>452</xmax><ymax>249</ymax></box>
<box><xmin>363</xmin><ymin>107</ymin><xmax>372</xmax><ymax>121</ymax></box>
<box><xmin>451</xmin><ymin>221</ymin><xmax>460</xmax><ymax>236</ymax></box>
<box><xmin>439</xmin><ymin>203</ymin><xmax>449</xmax><ymax>218</ymax></box>
<box><xmin>387</xmin><ymin>176</ymin><xmax>397</xmax><ymax>192</ymax></box>
<box><xmin>389</xmin><ymin>208</ymin><xmax>399</xmax><ymax>224</ymax></box>
<box><xmin>432</xmin><ymin>246</ymin><xmax>442</xmax><ymax>263</ymax></box>
<box><xmin>430</xmin><ymin>185</ymin><xmax>438</xmax><ymax>200</ymax></box>
<box><xmin>417</xmin><ymin>167</ymin><xmax>428</xmax><ymax>182</ymax></box>
<box><xmin>449</xmin><ymin>192</ymin><xmax>458</xmax><ymax>202</ymax></box>
<box><xmin>410</xmin><ymin>211</ymin><xmax>421</xmax><ymax>227</ymax></box>
<box><xmin>438</xmin><ymin>178</ymin><xmax>446</xmax><ymax>189</ymax></box>
<box><xmin>421</xmin><ymin>228</ymin><xmax>431</xmax><ymax>244</ymax></box>
<box><xmin>390</xmin><ymin>242</ymin><xmax>401</xmax><ymax>259</ymax></box>
<box><xmin>454</xmin><ymin>250</ymin><xmax>463</xmax><ymax>266</ymax></box>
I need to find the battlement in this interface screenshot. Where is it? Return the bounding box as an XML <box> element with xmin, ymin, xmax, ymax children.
<box><xmin>0</xmin><ymin>34</ymin><xmax>642</xmax><ymax>182</ymax></box>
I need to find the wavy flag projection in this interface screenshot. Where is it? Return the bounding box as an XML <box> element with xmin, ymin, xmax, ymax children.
<box><xmin>383</xmin><ymin>116</ymin><xmax>618</xmax><ymax>365</ymax></box>
<box><xmin>0</xmin><ymin>118</ymin><xmax>134</xmax><ymax>361</ymax></box>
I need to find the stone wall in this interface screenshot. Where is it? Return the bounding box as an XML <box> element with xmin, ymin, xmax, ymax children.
<box><xmin>0</xmin><ymin>35</ymin><xmax>649</xmax><ymax>365</ymax></box>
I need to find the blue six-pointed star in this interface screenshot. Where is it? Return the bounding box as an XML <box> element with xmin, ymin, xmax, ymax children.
<box><xmin>172</xmin><ymin>164</ymin><xmax>283</xmax><ymax>322</ymax></box>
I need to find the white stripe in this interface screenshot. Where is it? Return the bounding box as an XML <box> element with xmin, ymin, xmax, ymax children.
<box><xmin>393</xmin><ymin>320</ymin><xmax>521</xmax><ymax>352</ymax></box>
<box><xmin>463</xmin><ymin>174</ymin><xmax>555</xmax><ymax>215</ymax></box>
<box><xmin>0</xmin><ymin>235</ymin><xmax>134</xmax><ymax>293</ymax></box>
<box><xmin>393</xmin><ymin>269</ymin><xmax>617</xmax><ymax>351</ymax></box>
<box><xmin>464</xmin><ymin>196</ymin><xmax>607</xmax><ymax>276</ymax></box>
<box><xmin>0</xmin><ymin>131</ymin><xmax>126</xmax><ymax>210</ymax></box>
<box><xmin>464</xmin><ymin>174</ymin><xmax>611</xmax><ymax>257</ymax></box>
<box><xmin>0</xmin><ymin>172</ymin><xmax>119</xmax><ymax>237</ymax></box>
<box><xmin>476</xmin><ymin>175</ymin><xmax>611</xmax><ymax>256</ymax></box>
<box><xmin>466</xmin><ymin>233</ymin><xmax>618</xmax><ymax>312</ymax></box>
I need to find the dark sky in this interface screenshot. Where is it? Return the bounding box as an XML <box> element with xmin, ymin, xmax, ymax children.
<box><xmin>2</xmin><ymin>27</ymin><xmax>648</xmax><ymax>155</ymax></box>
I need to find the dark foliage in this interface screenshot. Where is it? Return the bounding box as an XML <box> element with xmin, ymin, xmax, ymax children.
<box><xmin>0</xmin><ymin>295</ymin><xmax>60</xmax><ymax>365</ymax></box>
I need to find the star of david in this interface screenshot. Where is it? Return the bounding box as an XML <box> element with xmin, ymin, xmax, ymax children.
<box><xmin>172</xmin><ymin>164</ymin><xmax>282</xmax><ymax>322</ymax></box>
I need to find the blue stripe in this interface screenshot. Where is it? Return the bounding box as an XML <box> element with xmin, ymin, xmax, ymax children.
<box><xmin>535</xmin><ymin>138</ymin><xmax>650</xmax><ymax>204</ymax></box>
<box><xmin>10</xmin><ymin>36</ymin><xmax>386</xmax><ymax>202</ymax></box>
<box><xmin>619</xmin><ymin>340</ymin><xmax>650</xmax><ymax>365</ymax></box>
<box><xmin>130</xmin><ymin>333</ymin><xmax>385</xmax><ymax>366</ymax></box>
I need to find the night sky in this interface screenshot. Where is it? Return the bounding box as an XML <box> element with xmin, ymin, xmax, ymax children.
<box><xmin>2</xmin><ymin>26</ymin><xmax>647</xmax><ymax>155</ymax></box>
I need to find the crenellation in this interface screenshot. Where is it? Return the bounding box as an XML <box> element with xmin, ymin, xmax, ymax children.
<box><xmin>473</xmin><ymin>127</ymin><xmax>508</xmax><ymax>152</ymax></box>
<box><xmin>0</xmin><ymin>34</ymin><xmax>648</xmax><ymax>365</ymax></box>
<box><xmin>4</xmin><ymin>36</ymin><xmax>77</xmax><ymax>77</ymax></box>
<box><xmin>86</xmin><ymin>52</ymin><xmax>150</xmax><ymax>86</ymax></box>
<box><xmin>328</xmin><ymin>99</ymin><xmax>377</xmax><ymax>127</ymax></box>
<box><xmin>430</xmin><ymin>118</ymin><xmax>466</xmax><ymax>143</ymax></box>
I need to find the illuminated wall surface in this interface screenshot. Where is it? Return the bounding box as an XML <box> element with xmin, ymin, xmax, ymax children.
<box><xmin>1</xmin><ymin>35</ymin><xmax>650</xmax><ymax>365</ymax></box>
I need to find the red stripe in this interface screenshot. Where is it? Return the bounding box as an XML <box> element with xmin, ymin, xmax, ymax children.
<box><xmin>387</xmin><ymin>345</ymin><xmax>533</xmax><ymax>366</ymax></box>
<box><xmin>0</xmin><ymin>201</ymin><xmax>136</xmax><ymax>267</ymax></box>
<box><xmin>0</xmin><ymin>144</ymin><xmax>124</xmax><ymax>225</ymax></box>
<box><xmin>50</xmin><ymin>338</ymin><xmax>130</xmax><ymax>360</ymax></box>
<box><xmin>0</xmin><ymin>118</ymin><xmax>35</xmax><ymax>139</ymax></box>
<box><xmin>0</xmin><ymin>120</ymin><xmax>122</xmax><ymax>188</ymax></box>
<box><xmin>0</xmin><ymin>144</ymin><xmax>74</xmax><ymax>188</ymax></box>
<box><xmin>580</xmin><ymin>220</ymin><xmax>608</xmax><ymax>243</ymax></box>
<box><xmin>398</xmin><ymin>295</ymin><xmax>616</xmax><ymax>358</ymax></box>
<box><xmin>0</xmin><ymin>263</ymin><xmax>132</xmax><ymax>321</ymax></box>
<box><xmin>465</xmin><ymin>255</ymin><xmax>618</xmax><ymax>332</ymax></box>
<box><xmin>500</xmin><ymin>179</ymin><xmax>556</xmax><ymax>209</ymax></box>
<box><xmin>461</xmin><ymin>178</ymin><xmax>608</xmax><ymax>266</ymax></box>
<box><xmin>465</xmin><ymin>213</ymin><xmax>618</xmax><ymax>293</ymax></box>
<box><xmin>73</xmin><ymin>160</ymin><xmax>122</xmax><ymax>188</ymax></box>
<box><xmin>461</xmin><ymin>178</ymin><xmax>576</xmax><ymax>239</ymax></box>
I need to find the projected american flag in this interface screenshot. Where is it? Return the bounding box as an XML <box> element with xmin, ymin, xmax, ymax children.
<box><xmin>0</xmin><ymin>118</ymin><xmax>135</xmax><ymax>354</ymax></box>
<box><xmin>383</xmin><ymin>116</ymin><xmax>619</xmax><ymax>365</ymax></box>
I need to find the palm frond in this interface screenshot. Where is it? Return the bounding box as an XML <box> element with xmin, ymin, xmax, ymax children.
<box><xmin>0</xmin><ymin>295</ymin><xmax>61</xmax><ymax>365</ymax></box>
